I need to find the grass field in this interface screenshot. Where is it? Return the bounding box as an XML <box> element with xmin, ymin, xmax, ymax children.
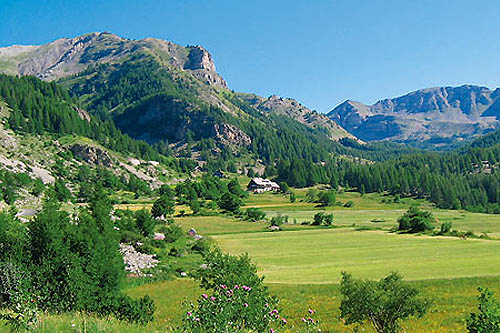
<box><xmin>214</xmin><ymin>228</ymin><xmax>500</xmax><ymax>283</ymax></box>
<box><xmin>4</xmin><ymin>189</ymin><xmax>500</xmax><ymax>332</ymax></box>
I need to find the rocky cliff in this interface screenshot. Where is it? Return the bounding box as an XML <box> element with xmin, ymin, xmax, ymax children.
<box><xmin>328</xmin><ymin>85</ymin><xmax>500</xmax><ymax>147</ymax></box>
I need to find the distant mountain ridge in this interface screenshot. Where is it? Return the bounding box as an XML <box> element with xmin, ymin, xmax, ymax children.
<box><xmin>328</xmin><ymin>85</ymin><xmax>500</xmax><ymax>148</ymax></box>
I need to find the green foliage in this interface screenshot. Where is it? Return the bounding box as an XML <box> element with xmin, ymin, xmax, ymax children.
<box><xmin>151</xmin><ymin>195</ymin><xmax>175</xmax><ymax>218</ymax></box>
<box><xmin>290</xmin><ymin>191</ymin><xmax>296</xmax><ymax>203</ymax></box>
<box><xmin>135</xmin><ymin>209</ymin><xmax>156</xmax><ymax>237</ymax></box>
<box><xmin>270</xmin><ymin>214</ymin><xmax>288</xmax><ymax>227</ymax></box>
<box><xmin>319</xmin><ymin>190</ymin><xmax>336</xmax><ymax>206</ymax></box>
<box><xmin>397</xmin><ymin>206</ymin><xmax>435</xmax><ymax>233</ymax></box>
<box><xmin>344</xmin><ymin>200</ymin><xmax>355</xmax><ymax>208</ymax></box>
<box><xmin>279</xmin><ymin>181</ymin><xmax>289</xmax><ymax>193</ymax></box>
<box><xmin>340</xmin><ymin>272</ymin><xmax>431</xmax><ymax>333</ymax></box>
<box><xmin>312</xmin><ymin>212</ymin><xmax>334</xmax><ymax>226</ymax></box>
<box><xmin>217</xmin><ymin>192</ymin><xmax>242</xmax><ymax>213</ymax></box>
<box><xmin>440</xmin><ymin>221</ymin><xmax>452</xmax><ymax>234</ymax></box>
<box><xmin>467</xmin><ymin>287</ymin><xmax>500</xmax><ymax>332</ymax></box>
<box><xmin>306</xmin><ymin>189</ymin><xmax>319</xmax><ymax>203</ymax></box>
<box><xmin>0</xmin><ymin>185</ymin><xmax>155</xmax><ymax>325</ymax></box>
<box><xmin>185</xmin><ymin>249</ymin><xmax>281</xmax><ymax>332</ymax></box>
<box><xmin>245</xmin><ymin>207</ymin><xmax>266</xmax><ymax>222</ymax></box>
<box><xmin>0</xmin><ymin>74</ymin><xmax>168</xmax><ymax>163</ymax></box>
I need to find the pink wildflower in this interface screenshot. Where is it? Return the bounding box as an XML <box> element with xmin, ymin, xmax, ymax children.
<box><xmin>202</xmin><ymin>294</ymin><xmax>208</xmax><ymax>299</ymax></box>
<box><xmin>302</xmin><ymin>317</ymin><xmax>307</xmax><ymax>323</ymax></box>
<box><xmin>244</xmin><ymin>303</ymin><xmax>248</xmax><ymax>307</ymax></box>
<box><xmin>210</xmin><ymin>296</ymin><xmax>216</xmax><ymax>301</ymax></box>
<box><xmin>187</xmin><ymin>311</ymin><xmax>192</xmax><ymax>316</ymax></box>
<box><xmin>308</xmin><ymin>308</ymin><xmax>315</xmax><ymax>314</ymax></box>
<box><xmin>270</xmin><ymin>329</ymin><xmax>275</xmax><ymax>333</ymax></box>
<box><xmin>234</xmin><ymin>285</ymin><xmax>239</xmax><ymax>289</ymax></box>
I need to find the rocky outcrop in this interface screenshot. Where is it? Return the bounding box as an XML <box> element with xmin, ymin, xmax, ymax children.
<box><xmin>238</xmin><ymin>93</ymin><xmax>358</xmax><ymax>142</ymax></box>
<box><xmin>212</xmin><ymin>123</ymin><xmax>251</xmax><ymax>148</ymax></box>
<box><xmin>70</xmin><ymin>143</ymin><xmax>113</xmax><ymax>167</ymax></box>
<box><xmin>327</xmin><ymin>85</ymin><xmax>500</xmax><ymax>147</ymax></box>
<box><xmin>120</xmin><ymin>244</ymin><xmax>159</xmax><ymax>276</ymax></box>
<box><xmin>0</xmin><ymin>32</ymin><xmax>228</xmax><ymax>89</ymax></box>
<box><xmin>74</xmin><ymin>107</ymin><xmax>91</xmax><ymax>122</ymax></box>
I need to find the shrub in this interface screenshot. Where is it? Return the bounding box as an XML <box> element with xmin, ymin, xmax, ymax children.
<box><xmin>344</xmin><ymin>200</ymin><xmax>354</xmax><ymax>208</ymax></box>
<box><xmin>245</xmin><ymin>208</ymin><xmax>266</xmax><ymax>222</ymax></box>
<box><xmin>323</xmin><ymin>213</ymin><xmax>334</xmax><ymax>226</ymax></box>
<box><xmin>270</xmin><ymin>214</ymin><xmax>288</xmax><ymax>227</ymax></box>
<box><xmin>397</xmin><ymin>206</ymin><xmax>434</xmax><ymax>233</ymax></box>
<box><xmin>158</xmin><ymin>224</ymin><xmax>184</xmax><ymax>243</ymax></box>
<box><xmin>340</xmin><ymin>272</ymin><xmax>430</xmax><ymax>333</ymax></box>
<box><xmin>185</xmin><ymin>249</ymin><xmax>281</xmax><ymax>332</ymax></box>
<box><xmin>319</xmin><ymin>190</ymin><xmax>336</xmax><ymax>206</ymax></box>
<box><xmin>135</xmin><ymin>209</ymin><xmax>155</xmax><ymax>236</ymax></box>
<box><xmin>279</xmin><ymin>181</ymin><xmax>289</xmax><ymax>193</ymax></box>
<box><xmin>440</xmin><ymin>221</ymin><xmax>452</xmax><ymax>234</ymax></box>
<box><xmin>112</xmin><ymin>295</ymin><xmax>156</xmax><ymax>325</ymax></box>
<box><xmin>467</xmin><ymin>287</ymin><xmax>500</xmax><ymax>332</ymax></box>
<box><xmin>312</xmin><ymin>212</ymin><xmax>325</xmax><ymax>226</ymax></box>
<box><xmin>217</xmin><ymin>192</ymin><xmax>242</xmax><ymax>213</ymax></box>
<box><xmin>151</xmin><ymin>195</ymin><xmax>175</xmax><ymax>218</ymax></box>
<box><xmin>290</xmin><ymin>191</ymin><xmax>296</xmax><ymax>203</ymax></box>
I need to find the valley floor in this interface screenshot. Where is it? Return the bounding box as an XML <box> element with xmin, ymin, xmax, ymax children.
<box><xmin>5</xmin><ymin>190</ymin><xmax>500</xmax><ymax>332</ymax></box>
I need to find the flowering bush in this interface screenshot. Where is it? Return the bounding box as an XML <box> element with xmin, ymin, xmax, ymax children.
<box><xmin>183</xmin><ymin>249</ymin><xmax>284</xmax><ymax>332</ymax></box>
<box><xmin>183</xmin><ymin>284</ymin><xmax>286</xmax><ymax>332</ymax></box>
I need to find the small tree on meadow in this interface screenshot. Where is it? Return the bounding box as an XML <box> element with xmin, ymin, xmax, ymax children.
<box><xmin>319</xmin><ymin>190</ymin><xmax>336</xmax><ymax>206</ymax></box>
<box><xmin>397</xmin><ymin>206</ymin><xmax>434</xmax><ymax>233</ymax></box>
<box><xmin>151</xmin><ymin>195</ymin><xmax>175</xmax><ymax>218</ymax></box>
<box><xmin>466</xmin><ymin>287</ymin><xmax>500</xmax><ymax>332</ymax></box>
<box><xmin>340</xmin><ymin>272</ymin><xmax>430</xmax><ymax>333</ymax></box>
<box><xmin>217</xmin><ymin>192</ymin><xmax>242</xmax><ymax>213</ymax></box>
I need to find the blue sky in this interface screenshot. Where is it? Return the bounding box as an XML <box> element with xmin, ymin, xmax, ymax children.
<box><xmin>1</xmin><ymin>0</ymin><xmax>499</xmax><ymax>112</ymax></box>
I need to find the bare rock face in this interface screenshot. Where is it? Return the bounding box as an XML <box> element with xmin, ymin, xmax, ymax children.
<box><xmin>74</xmin><ymin>107</ymin><xmax>91</xmax><ymax>122</ymax></box>
<box><xmin>184</xmin><ymin>46</ymin><xmax>216</xmax><ymax>71</ymax></box>
<box><xmin>184</xmin><ymin>46</ymin><xmax>227</xmax><ymax>88</ymax></box>
<box><xmin>327</xmin><ymin>85</ymin><xmax>500</xmax><ymax>147</ymax></box>
<box><xmin>70</xmin><ymin>144</ymin><xmax>113</xmax><ymax>167</ymax></box>
<box><xmin>237</xmin><ymin>93</ymin><xmax>358</xmax><ymax>142</ymax></box>
<box><xmin>212</xmin><ymin>123</ymin><xmax>251</xmax><ymax>148</ymax></box>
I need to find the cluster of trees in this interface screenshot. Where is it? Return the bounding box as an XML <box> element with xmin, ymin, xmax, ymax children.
<box><xmin>0</xmin><ymin>186</ymin><xmax>155</xmax><ymax>329</ymax></box>
<box><xmin>0</xmin><ymin>74</ymin><xmax>194</xmax><ymax>173</ymax></box>
<box><xmin>273</xmin><ymin>141</ymin><xmax>500</xmax><ymax>213</ymax></box>
<box><xmin>0</xmin><ymin>170</ymin><xmax>40</xmax><ymax>205</ymax></box>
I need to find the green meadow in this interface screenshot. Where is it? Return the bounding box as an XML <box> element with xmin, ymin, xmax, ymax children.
<box><xmin>7</xmin><ymin>190</ymin><xmax>500</xmax><ymax>332</ymax></box>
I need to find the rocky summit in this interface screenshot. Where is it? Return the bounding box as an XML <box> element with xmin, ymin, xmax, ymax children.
<box><xmin>328</xmin><ymin>85</ymin><xmax>500</xmax><ymax>148</ymax></box>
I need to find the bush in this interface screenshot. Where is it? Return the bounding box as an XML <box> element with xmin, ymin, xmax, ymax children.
<box><xmin>245</xmin><ymin>208</ymin><xmax>266</xmax><ymax>222</ymax></box>
<box><xmin>112</xmin><ymin>295</ymin><xmax>156</xmax><ymax>324</ymax></box>
<box><xmin>135</xmin><ymin>209</ymin><xmax>155</xmax><ymax>236</ymax></box>
<box><xmin>397</xmin><ymin>206</ymin><xmax>434</xmax><ymax>233</ymax></box>
<box><xmin>344</xmin><ymin>200</ymin><xmax>354</xmax><ymax>208</ymax></box>
<box><xmin>158</xmin><ymin>224</ymin><xmax>184</xmax><ymax>243</ymax></box>
<box><xmin>467</xmin><ymin>287</ymin><xmax>500</xmax><ymax>332</ymax></box>
<box><xmin>290</xmin><ymin>191</ymin><xmax>296</xmax><ymax>203</ymax></box>
<box><xmin>440</xmin><ymin>221</ymin><xmax>452</xmax><ymax>234</ymax></box>
<box><xmin>270</xmin><ymin>214</ymin><xmax>288</xmax><ymax>227</ymax></box>
<box><xmin>217</xmin><ymin>192</ymin><xmax>242</xmax><ymax>213</ymax></box>
<box><xmin>184</xmin><ymin>249</ymin><xmax>282</xmax><ymax>332</ymax></box>
<box><xmin>312</xmin><ymin>212</ymin><xmax>334</xmax><ymax>226</ymax></box>
<box><xmin>319</xmin><ymin>190</ymin><xmax>336</xmax><ymax>206</ymax></box>
<box><xmin>312</xmin><ymin>212</ymin><xmax>324</xmax><ymax>226</ymax></box>
<box><xmin>151</xmin><ymin>195</ymin><xmax>175</xmax><ymax>218</ymax></box>
<box><xmin>340</xmin><ymin>272</ymin><xmax>431</xmax><ymax>332</ymax></box>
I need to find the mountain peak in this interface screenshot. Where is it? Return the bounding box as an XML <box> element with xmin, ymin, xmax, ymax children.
<box><xmin>328</xmin><ymin>84</ymin><xmax>500</xmax><ymax>147</ymax></box>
